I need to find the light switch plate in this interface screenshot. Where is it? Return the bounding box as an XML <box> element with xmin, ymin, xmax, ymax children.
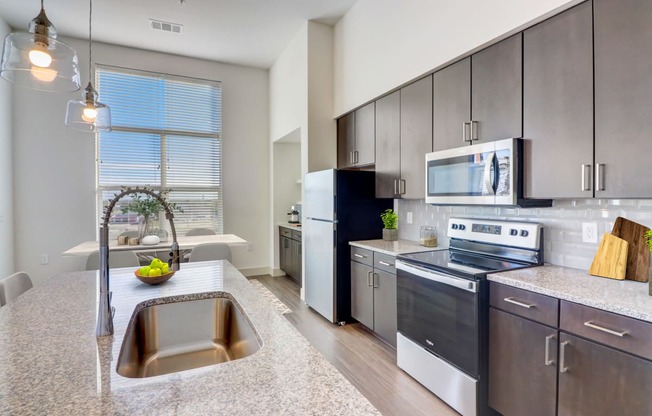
<box><xmin>407</xmin><ymin>212</ymin><xmax>413</xmax><ymax>224</ymax></box>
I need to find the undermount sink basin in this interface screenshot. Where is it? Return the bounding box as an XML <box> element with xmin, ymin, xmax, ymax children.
<box><xmin>116</xmin><ymin>295</ymin><xmax>261</xmax><ymax>378</ymax></box>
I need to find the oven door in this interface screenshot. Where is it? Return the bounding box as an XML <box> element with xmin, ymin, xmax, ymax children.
<box><xmin>425</xmin><ymin>138</ymin><xmax>517</xmax><ymax>205</ymax></box>
<box><xmin>397</xmin><ymin>260</ymin><xmax>480</xmax><ymax>378</ymax></box>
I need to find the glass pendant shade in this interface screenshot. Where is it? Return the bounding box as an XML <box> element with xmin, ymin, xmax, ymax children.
<box><xmin>65</xmin><ymin>82</ymin><xmax>111</xmax><ymax>132</ymax></box>
<box><xmin>0</xmin><ymin>7</ymin><xmax>81</xmax><ymax>92</ymax></box>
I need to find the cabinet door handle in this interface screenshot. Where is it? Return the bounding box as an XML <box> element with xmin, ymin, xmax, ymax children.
<box><xmin>462</xmin><ymin>122</ymin><xmax>471</xmax><ymax>142</ymax></box>
<box><xmin>394</xmin><ymin>179</ymin><xmax>398</xmax><ymax>195</ymax></box>
<box><xmin>544</xmin><ymin>334</ymin><xmax>555</xmax><ymax>366</ymax></box>
<box><xmin>353</xmin><ymin>253</ymin><xmax>367</xmax><ymax>259</ymax></box>
<box><xmin>503</xmin><ymin>297</ymin><xmax>536</xmax><ymax>309</ymax></box>
<box><xmin>378</xmin><ymin>261</ymin><xmax>393</xmax><ymax>267</ymax></box>
<box><xmin>354</xmin><ymin>151</ymin><xmax>359</xmax><ymax>164</ymax></box>
<box><xmin>470</xmin><ymin>121</ymin><xmax>478</xmax><ymax>141</ymax></box>
<box><xmin>559</xmin><ymin>340</ymin><xmax>570</xmax><ymax>373</ymax></box>
<box><xmin>372</xmin><ymin>272</ymin><xmax>379</xmax><ymax>288</ymax></box>
<box><xmin>584</xmin><ymin>321</ymin><xmax>628</xmax><ymax>337</ymax></box>
<box><xmin>367</xmin><ymin>271</ymin><xmax>373</xmax><ymax>287</ymax></box>
<box><xmin>399</xmin><ymin>179</ymin><xmax>406</xmax><ymax>195</ymax></box>
<box><xmin>581</xmin><ymin>164</ymin><xmax>592</xmax><ymax>191</ymax></box>
<box><xmin>350</xmin><ymin>151</ymin><xmax>354</xmax><ymax>165</ymax></box>
<box><xmin>595</xmin><ymin>163</ymin><xmax>605</xmax><ymax>191</ymax></box>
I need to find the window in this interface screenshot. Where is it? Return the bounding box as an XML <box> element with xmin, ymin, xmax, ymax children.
<box><xmin>95</xmin><ymin>66</ymin><xmax>222</xmax><ymax>238</ymax></box>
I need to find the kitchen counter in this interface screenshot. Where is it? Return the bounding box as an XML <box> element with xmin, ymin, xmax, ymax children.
<box><xmin>278</xmin><ymin>223</ymin><xmax>302</xmax><ymax>230</ymax></box>
<box><xmin>489</xmin><ymin>265</ymin><xmax>652</xmax><ymax>323</ymax></box>
<box><xmin>349</xmin><ymin>239</ymin><xmax>440</xmax><ymax>256</ymax></box>
<box><xmin>0</xmin><ymin>261</ymin><xmax>379</xmax><ymax>415</ymax></box>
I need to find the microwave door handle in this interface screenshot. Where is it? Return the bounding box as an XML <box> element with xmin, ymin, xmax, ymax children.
<box><xmin>484</xmin><ymin>152</ymin><xmax>496</xmax><ymax>195</ymax></box>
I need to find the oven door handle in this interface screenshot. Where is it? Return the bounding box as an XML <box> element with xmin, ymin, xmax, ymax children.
<box><xmin>396</xmin><ymin>261</ymin><xmax>478</xmax><ymax>293</ymax></box>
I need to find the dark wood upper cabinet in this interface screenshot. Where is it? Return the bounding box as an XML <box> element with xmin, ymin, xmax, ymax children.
<box><xmin>337</xmin><ymin>112</ymin><xmax>355</xmax><ymax>169</ymax></box>
<box><xmin>434</xmin><ymin>35</ymin><xmax>522</xmax><ymax>151</ymax></box>
<box><xmin>337</xmin><ymin>103</ymin><xmax>375</xmax><ymax>169</ymax></box>
<box><xmin>375</xmin><ymin>91</ymin><xmax>401</xmax><ymax>198</ymax></box>
<box><xmin>355</xmin><ymin>102</ymin><xmax>375</xmax><ymax>166</ymax></box>
<box><xmin>523</xmin><ymin>1</ymin><xmax>593</xmax><ymax>198</ymax></box>
<box><xmin>433</xmin><ymin>57</ymin><xmax>471</xmax><ymax>151</ymax></box>
<box><xmin>594</xmin><ymin>0</ymin><xmax>652</xmax><ymax>197</ymax></box>
<box><xmin>471</xmin><ymin>34</ymin><xmax>523</xmax><ymax>142</ymax></box>
<box><xmin>400</xmin><ymin>75</ymin><xmax>432</xmax><ymax>199</ymax></box>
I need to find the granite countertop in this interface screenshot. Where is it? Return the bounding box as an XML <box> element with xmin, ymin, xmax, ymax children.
<box><xmin>349</xmin><ymin>239</ymin><xmax>440</xmax><ymax>256</ymax></box>
<box><xmin>489</xmin><ymin>265</ymin><xmax>652</xmax><ymax>323</ymax></box>
<box><xmin>0</xmin><ymin>261</ymin><xmax>379</xmax><ymax>415</ymax></box>
<box><xmin>278</xmin><ymin>223</ymin><xmax>302</xmax><ymax>231</ymax></box>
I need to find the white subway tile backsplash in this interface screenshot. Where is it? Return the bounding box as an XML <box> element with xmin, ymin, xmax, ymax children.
<box><xmin>397</xmin><ymin>199</ymin><xmax>652</xmax><ymax>272</ymax></box>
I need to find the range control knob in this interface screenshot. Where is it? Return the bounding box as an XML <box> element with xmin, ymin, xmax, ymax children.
<box><xmin>452</xmin><ymin>224</ymin><xmax>459</xmax><ymax>230</ymax></box>
<box><xmin>459</xmin><ymin>224</ymin><xmax>466</xmax><ymax>231</ymax></box>
<box><xmin>520</xmin><ymin>230</ymin><xmax>529</xmax><ymax>237</ymax></box>
<box><xmin>509</xmin><ymin>229</ymin><xmax>518</xmax><ymax>236</ymax></box>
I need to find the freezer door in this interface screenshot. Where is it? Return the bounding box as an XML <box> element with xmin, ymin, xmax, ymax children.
<box><xmin>304</xmin><ymin>169</ymin><xmax>335</xmax><ymax>221</ymax></box>
<box><xmin>304</xmin><ymin>218</ymin><xmax>336</xmax><ymax>323</ymax></box>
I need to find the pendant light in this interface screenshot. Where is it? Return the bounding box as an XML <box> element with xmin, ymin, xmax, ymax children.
<box><xmin>65</xmin><ymin>0</ymin><xmax>111</xmax><ymax>132</ymax></box>
<box><xmin>0</xmin><ymin>0</ymin><xmax>81</xmax><ymax>92</ymax></box>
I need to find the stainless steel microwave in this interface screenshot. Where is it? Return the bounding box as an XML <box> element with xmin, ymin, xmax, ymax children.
<box><xmin>425</xmin><ymin>138</ymin><xmax>551</xmax><ymax>207</ymax></box>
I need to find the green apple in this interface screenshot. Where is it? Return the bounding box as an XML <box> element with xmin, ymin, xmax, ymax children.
<box><xmin>161</xmin><ymin>263</ymin><xmax>169</xmax><ymax>274</ymax></box>
<box><xmin>150</xmin><ymin>258</ymin><xmax>163</xmax><ymax>269</ymax></box>
<box><xmin>149</xmin><ymin>268</ymin><xmax>162</xmax><ymax>277</ymax></box>
<box><xmin>138</xmin><ymin>266</ymin><xmax>150</xmax><ymax>276</ymax></box>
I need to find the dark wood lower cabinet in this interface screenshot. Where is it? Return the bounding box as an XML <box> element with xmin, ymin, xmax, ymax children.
<box><xmin>488</xmin><ymin>308</ymin><xmax>557</xmax><ymax>416</ymax></box>
<box><xmin>351</xmin><ymin>260</ymin><xmax>374</xmax><ymax>329</ymax></box>
<box><xmin>373</xmin><ymin>269</ymin><xmax>397</xmax><ymax>347</ymax></box>
<box><xmin>557</xmin><ymin>333</ymin><xmax>652</xmax><ymax>416</ymax></box>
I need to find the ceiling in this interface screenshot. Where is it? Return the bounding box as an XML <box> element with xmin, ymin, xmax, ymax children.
<box><xmin>0</xmin><ymin>0</ymin><xmax>358</xmax><ymax>69</ymax></box>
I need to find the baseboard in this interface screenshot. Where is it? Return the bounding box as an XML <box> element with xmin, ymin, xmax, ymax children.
<box><xmin>270</xmin><ymin>268</ymin><xmax>286</xmax><ymax>277</ymax></box>
<box><xmin>238</xmin><ymin>267</ymin><xmax>276</xmax><ymax>277</ymax></box>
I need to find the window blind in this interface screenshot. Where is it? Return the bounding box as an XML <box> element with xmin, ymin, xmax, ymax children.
<box><xmin>95</xmin><ymin>66</ymin><xmax>223</xmax><ymax>237</ymax></box>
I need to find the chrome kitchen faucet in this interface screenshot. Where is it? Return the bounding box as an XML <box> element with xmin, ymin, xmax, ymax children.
<box><xmin>96</xmin><ymin>187</ymin><xmax>181</xmax><ymax>337</ymax></box>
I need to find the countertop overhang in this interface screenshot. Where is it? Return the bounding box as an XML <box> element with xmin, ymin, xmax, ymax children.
<box><xmin>489</xmin><ymin>265</ymin><xmax>652</xmax><ymax>323</ymax></box>
<box><xmin>0</xmin><ymin>261</ymin><xmax>378</xmax><ymax>415</ymax></box>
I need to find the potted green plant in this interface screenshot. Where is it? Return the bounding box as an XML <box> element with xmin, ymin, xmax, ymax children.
<box><xmin>121</xmin><ymin>189</ymin><xmax>182</xmax><ymax>240</ymax></box>
<box><xmin>380</xmin><ymin>208</ymin><xmax>398</xmax><ymax>241</ymax></box>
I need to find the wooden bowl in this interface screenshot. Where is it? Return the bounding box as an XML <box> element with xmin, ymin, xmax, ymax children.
<box><xmin>135</xmin><ymin>270</ymin><xmax>175</xmax><ymax>285</ymax></box>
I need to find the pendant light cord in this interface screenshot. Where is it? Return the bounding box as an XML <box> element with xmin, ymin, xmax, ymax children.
<box><xmin>88</xmin><ymin>0</ymin><xmax>93</xmax><ymax>81</ymax></box>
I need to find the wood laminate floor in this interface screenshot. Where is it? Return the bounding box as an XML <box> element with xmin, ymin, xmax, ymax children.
<box><xmin>251</xmin><ymin>275</ymin><xmax>459</xmax><ymax>416</ymax></box>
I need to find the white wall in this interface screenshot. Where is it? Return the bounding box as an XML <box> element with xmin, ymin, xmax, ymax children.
<box><xmin>13</xmin><ymin>37</ymin><xmax>270</xmax><ymax>283</ymax></box>
<box><xmin>333</xmin><ymin>0</ymin><xmax>580</xmax><ymax>115</ymax></box>
<box><xmin>0</xmin><ymin>16</ymin><xmax>13</xmax><ymax>278</ymax></box>
<box><xmin>269</xmin><ymin>23</ymin><xmax>308</xmax><ymax>143</ymax></box>
<box><xmin>306</xmin><ymin>21</ymin><xmax>337</xmax><ymax>172</ymax></box>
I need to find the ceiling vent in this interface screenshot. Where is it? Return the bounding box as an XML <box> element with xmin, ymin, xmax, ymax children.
<box><xmin>150</xmin><ymin>19</ymin><xmax>183</xmax><ymax>34</ymax></box>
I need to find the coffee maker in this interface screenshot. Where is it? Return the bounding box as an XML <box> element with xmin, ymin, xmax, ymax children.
<box><xmin>287</xmin><ymin>205</ymin><xmax>301</xmax><ymax>224</ymax></box>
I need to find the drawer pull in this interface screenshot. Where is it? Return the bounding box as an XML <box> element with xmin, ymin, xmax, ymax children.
<box><xmin>584</xmin><ymin>321</ymin><xmax>628</xmax><ymax>337</ymax></box>
<box><xmin>544</xmin><ymin>334</ymin><xmax>555</xmax><ymax>366</ymax></box>
<box><xmin>503</xmin><ymin>297</ymin><xmax>536</xmax><ymax>309</ymax></box>
<box><xmin>378</xmin><ymin>261</ymin><xmax>393</xmax><ymax>267</ymax></box>
<box><xmin>367</xmin><ymin>271</ymin><xmax>373</xmax><ymax>287</ymax></box>
<box><xmin>354</xmin><ymin>253</ymin><xmax>367</xmax><ymax>259</ymax></box>
<box><xmin>559</xmin><ymin>340</ymin><xmax>570</xmax><ymax>373</ymax></box>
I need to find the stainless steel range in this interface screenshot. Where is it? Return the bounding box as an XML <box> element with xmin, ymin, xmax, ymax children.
<box><xmin>396</xmin><ymin>218</ymin><xmax>543</xmax><ymax>416</ymax></box>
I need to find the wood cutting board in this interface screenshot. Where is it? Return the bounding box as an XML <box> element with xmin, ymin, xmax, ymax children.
<box><xmin>611</xmin><ymin>217</ymin><xmax>651</xmax><ymax>282</ymax></box>
<box><xmin>589</xmin><ymin>233</ymin><xmax>628</xmax><ymax>280</ymax></box>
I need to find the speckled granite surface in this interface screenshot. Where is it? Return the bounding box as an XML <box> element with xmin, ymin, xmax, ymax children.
<box><xmin>489</xmin><ymin>265</ymin><xmax>652</xmax><ymax>323</ymax></box>
<box><xmin>0</xmin><ymin>261</ymin><xmax>379</xmax><ymax>415</ymax></box>
<box><xmin>278</xmin><ymin>223</ymin><xmax>302</xmax><ymax>231</ymax></box>
<box><xmin>349</xmin><ymin>239</ymin><xmax>440</xmax><ymax>256</ymax></box>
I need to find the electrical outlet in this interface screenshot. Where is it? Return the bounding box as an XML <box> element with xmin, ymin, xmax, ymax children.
<box><xmin>40</xmin><ymin>254</ymin><xmax>49</xmax><ymax>265</ymax></box>
<box><xmin>247</xmin><ymin>243</ymin><xmax>253</xmax><ymax>252</ymax></box>
<box><xmin>407</xmin><ymin>212</ymin><xmax>413</xmax><ymax>224</ymax></box>
<box><xmin>582</xmin><ymin>223</ymin><xmax>598</xmax><ymax>243</ymax></box>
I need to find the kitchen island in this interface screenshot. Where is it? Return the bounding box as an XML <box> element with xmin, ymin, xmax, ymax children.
<box><xmin>0</xmin><ymin>261</ymin><xmax>379</xmax><ymax>415</ymax></box>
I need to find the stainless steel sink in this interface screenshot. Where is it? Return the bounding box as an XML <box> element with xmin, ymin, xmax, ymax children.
<box><xmin>116</xmin><ymin>295</ymin><xmax>261</xmax><ymax>378</ymax></box>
